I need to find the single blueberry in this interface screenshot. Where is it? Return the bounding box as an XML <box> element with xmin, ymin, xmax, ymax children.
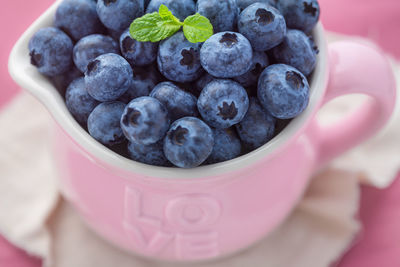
<box><xmin>108</xmin><ymin>28</ymin><xmax>124</xmax><ymax>41</ymax></box>
<box><xmin>200</xmin><ymin>32</ymin><xmax>253</xmax><ymax>78</ymax></box>
<box><xmin>87</xmin><ymin>101</ymin><xmax>127</xmax><ymax>146</ymax></box>
<box><xmin>85</xmin><ymin>53</ymin><xmax>133</xmax><ymax>101</ymax></box>
<box><xmin>66</xmin><ymin>77</ymin><xmax>100</xmax><ymax>125</ymax></box>
<box><xmin>119</xmin><ymin>64</ymin><xmax>164</xmax><ymax>103</ymax></box>
<box><xmin>164</xmin><ymin>117</ymin><xmax>214</xmax><ymax>168</ymax></box>
<box><xmin>157</xmin><ymin>32</ymin><xmax>204</xmax><ymax>83</ymax></box>
<box><xmin>271</xmin><ymin>29</ymin><xmax>317</xmax><ymax>76</ymax></box>
<box><xmin>133</xmin><ymin>63</ymin><xmax>164</xmax><ymax>84</ymax></box>
<box><xmin>51</xmin><ymin>66</ymin><xmax>82</xmax><ymax>95</ymax></box>
<box><xmin>198</xmin><ymin>79</ymin><xmax>249</xmax><ymax>129</ymax></box>
<box><xmin>258</xmin><ymin>64</ymin><xmax>310</xmax><ymax>119</ymax></box>
<box><xmin>121</xmin><ymin>96</ymin><xmax>170</xmax><ymax>145</ymax></box>
<box><xmin>128</xmin><ymin>140</ymin><xmax>170</xmax><ymax>166</ymax></box>
<box><xmin>174</xmin><ymin>81</ymin><xmax>200</xmax><ymax>98</ymax></box>
<box><xmin>29</xmin><ymin>27</ymin><xmax>73</xmax><ymax>76</ymax></box>
<box><xmin>146</xmin><ymin>0</ymin><xmax>195</xmax><ymax>21</ymax></box>
<box><xmin>97</xmin><ymin>0</ymin><xmax>144</xmax><ymax>32</ymax></box>
<box><xmin>238</xmin><ymin>3</ymin><xmax>286</xmax><ymax>52</ymax></box>
<box><xmin>120</xmin><ymin>28</ymin><xmax>158</xmax><ymax>67</ymax></box>
<box><xmin>119</xmin><ymin>76</ymin><xmax>154</xmax><ymax>103</ymax></box>
<box><xmin>235</xmin><ymin>97</ymin><xmax>276</xmax><ymax>150</ymax></box>
<box><xmin>277</xmin><ymin>0</ymin><xmax>320</xmax><ymax>33</ymax></box>
<box><xmin>234</xmin><ymin>51</ymin><xmax>269</xmax><ymax>87</ymax></box>
<box><xmin>196</xmin><ymin>0</ymin><xmax>239</xmax><ymax>32</ymax></box>
<box><xmin>206</xmin><ymin>128</ymin><xmax>242</xmax><ymax>164</ymax></box>
<box><xmin>150</xmin><ymin>82</ymin><xmax>198</xmax><ymax>122</ymax></box>
<box><xmin>194</xmin><ymin>73</ymin><xmax>216</xmax><ymax>95</ymax></box>
<box><xmin>73</xmin><ymin>34</ymin><xmax>120</xmax><ymax>73</ymax></box>
<box><xmin>55</xmin><ymin>0</ymin><xmax>105</xmax><ymax>41</ymax></box>
<box><xmin>308</xmin><ymin>35</ymin><xmax>320</xmax><ymax>55</ymax></box>
<box><xmin>237</xmin><ymin>0</ymin><xmax>276</xmax><ymax>10</ymax></box>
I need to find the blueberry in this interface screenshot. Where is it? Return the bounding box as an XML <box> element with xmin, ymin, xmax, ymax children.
<box><xmin>119</xmin><ymin>76</ymin><xmax>154</xmax><ymax>104</ymax></box>
<box><xmin>108</xmin><ymin>28</ymin><xmax>124</xmax><ymax>41</ymax></box>
<box><xmin>119</xmin><ymin>81</ymin><xmax>151</xmax><ymax>104</ymax></box>
<box><xmin>128</xmin><ymin>140</ymin><xmax>170</xmax><ymax>166</ymax></box>
<box><xmin>235</xmin><ymin>97</ymin><xmax>275</xmax><ymax>150</ymax></box>
<box><xmin>198</xmin><ymin>79</ymin><xmax>249</xmax><ymax>129</ymax></box>
<box><xmin>51</xmin><ymin>66</ymin><xmax>82</xmax><ymax>95</ymax></box>
<box><xmin>55</xmin><ymin>0</ymin><xmax>105</xmax><ymax>41</ymax></box>
<box><xmin>271</xmin><ymin>29</ymin><xmax>317</xmax><ymax>76</ymax></box>
<box><xmin>157</xmin><ymin>32</ymin><xmax>204</xmax><ymax>83</ymax></box>
<box><xmin>120</xmin><ymin>28</ymin><xmax>158</xmax><ymax>67</ymax></box>
<box><xmin>277</xmin><ymin>0</ymin><xmax>320</xmax><ymax>33</ymax></box>
<box><xmin>308</xmin><ymin>35</ymin><xmax>320</xmax><ymax>54</ymax></box>
<box><xmin>29</xmin><ymin>27</ymin><xmax>73</xmax><ymax>76</ymax></box>
<box><xmin>234</xmin><ymin>51</ymin><xmax>269</xmax><ymax>87</ymax></box>
<box><xmin>175</xmin><ymin>82</ymin><xmax>200</xmax><ymax>98</ymax></box>
<box><xmin>200</xmin><ymin>32</ymin><xmax>253</xmax><ymax>78</ymax></box>
<box><xmin>196</xmin><ymin>0</ymin><xmax>239</xmax><ymax>32</ymax></box>
<box><xmin>146</xmin><ymin>0</ymin><xmax>195</xmax><ymax>21</ymax></box>
<box><xmin>73</xmin><ymin>34</ymin><xmax>120</xmax><ymax>73</ymax></box>
<box><xmin>164</xmin><ymin>117</ymin><xmax>214</xmax><ymax>168</ymax></box>
<box><xmin>150</xmin><ymin>82</ymin><xmax>198</xmax><ymax>121</ymax></box>
<box><xmin>119</xmin><ymin>64</ymin><xmax>165</xmax><ymax>103</ymax></box>
<box><xmin>121</xmin><ymin>96</ymin><xmax>170</xmax><ymax>145</ymax></box>
<box><xmin>66</xmin><ymin>77</ymin><xmax>100</xmax><ymax>125</ymax></box>
<box><xmin>97</xmin><ymin>0</ymin><xmax>144</xmax><ymax>32</ymax></box>
<box><xmin>237</xmin><ymin>0</ymin><xmax>275</xmax><ymax>10</ymax></box>
<box><xmin>134</xmin><ymin>63</ymin><xmax>164</xmax><ymax>84</ymax></box>
<box><xmin>258</xmin><ymin>64</ymin><xmax>310</xmax><ymax>119</ymax></box>
<box><xmin>206</xmin><ymin>128</ymin><xmax>241</xmax><ymax>164</ymax></box>
<box><xmin>87</xmin><ymin>101</ymin><xmax>126</xmax><ymax>145</ymax></box>
<box><xmin>194</xmin><ymin>73</ymin><xmax>215</xmax><ymax>95</ymax></box>
<box><xmin>238</xmin><ymin>3</ymin><xmax>286</xmax><ymax>52</ymax></box>
<box><xmin>85</xmin><ymin>53</ymin><xmax>132</xmax><ymax>101</ymax></box>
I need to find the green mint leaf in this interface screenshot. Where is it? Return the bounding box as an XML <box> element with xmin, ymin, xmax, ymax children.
<box><xmin>130</xmin><ymin>10</ymin><xmax>182</xmax><ymax>42</ymax></box>
<box><xmin>158</xmin><ymin>4</ymin><xmax>171</xmax><ymax>19</ymax></box>
<box><xmin>130</xmin><ymin>5</ymin><xmax>212</xmax><ymax>43</ymax></box>
<box><xmin>158</xmin><ymin>4</ymin><xmax>183</xmax><ymax>25</ymax></box>
<box><xmin>183</xmin><ymin>13</ymin><xmax>214</xmax><ymax>43</ymax></box>
<box><xmin>158</xmin><ymin>5</ymin><xmax>171</xmax><ymax>19</ymax></box>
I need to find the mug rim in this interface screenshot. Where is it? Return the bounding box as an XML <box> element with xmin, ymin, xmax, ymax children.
<box><xmin>8</xmin><ymin>0</ymin><xmax>329</xmax><ymax>179</ymax></box>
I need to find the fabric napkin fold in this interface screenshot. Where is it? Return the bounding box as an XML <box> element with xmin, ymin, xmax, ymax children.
<box><xmin>0</xmin><ymin>38</ymin><xmax>399</xmax><ymax>267</ymax></box>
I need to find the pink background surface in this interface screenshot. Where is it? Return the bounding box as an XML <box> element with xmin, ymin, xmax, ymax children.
<box><xmin>1</xmin><ymin>0</ymin><xmax>399</xmax><ymax>266</ymax></box>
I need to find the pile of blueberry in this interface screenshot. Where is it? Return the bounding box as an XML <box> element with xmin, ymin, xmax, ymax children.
<box><xmin>28</xmin><ymin>0</ymin><xmax>320</xmax><ymax>168</ymax></box>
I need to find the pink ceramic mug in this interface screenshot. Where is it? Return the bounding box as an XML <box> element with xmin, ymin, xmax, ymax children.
<box><xmin>8</xmin><ymin>0</ymin><xmax>397</xmax><ymax>262</ymax></box>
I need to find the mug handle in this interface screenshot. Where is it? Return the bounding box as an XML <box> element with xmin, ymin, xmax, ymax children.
<box><xmin>312</xmin><ymin>41</ymin><xmax>397</xmax><ymax>168</ymax></box>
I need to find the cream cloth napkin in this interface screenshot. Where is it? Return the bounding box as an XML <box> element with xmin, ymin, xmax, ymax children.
<box><xmin>0</xmin><ymin>46</ymin><xmax>399</xmax><ymax>267</ymax></box>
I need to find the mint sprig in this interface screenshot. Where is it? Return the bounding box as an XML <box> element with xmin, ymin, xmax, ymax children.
<box><xmin>183</xmin><ymin>14</ymin><xmax>214</xmax><ymax>43</ymax></box>
<box><xmin>130</xmin><ymin>5</ymin><xmax>213</xmax><ymax>43</ymax></box>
